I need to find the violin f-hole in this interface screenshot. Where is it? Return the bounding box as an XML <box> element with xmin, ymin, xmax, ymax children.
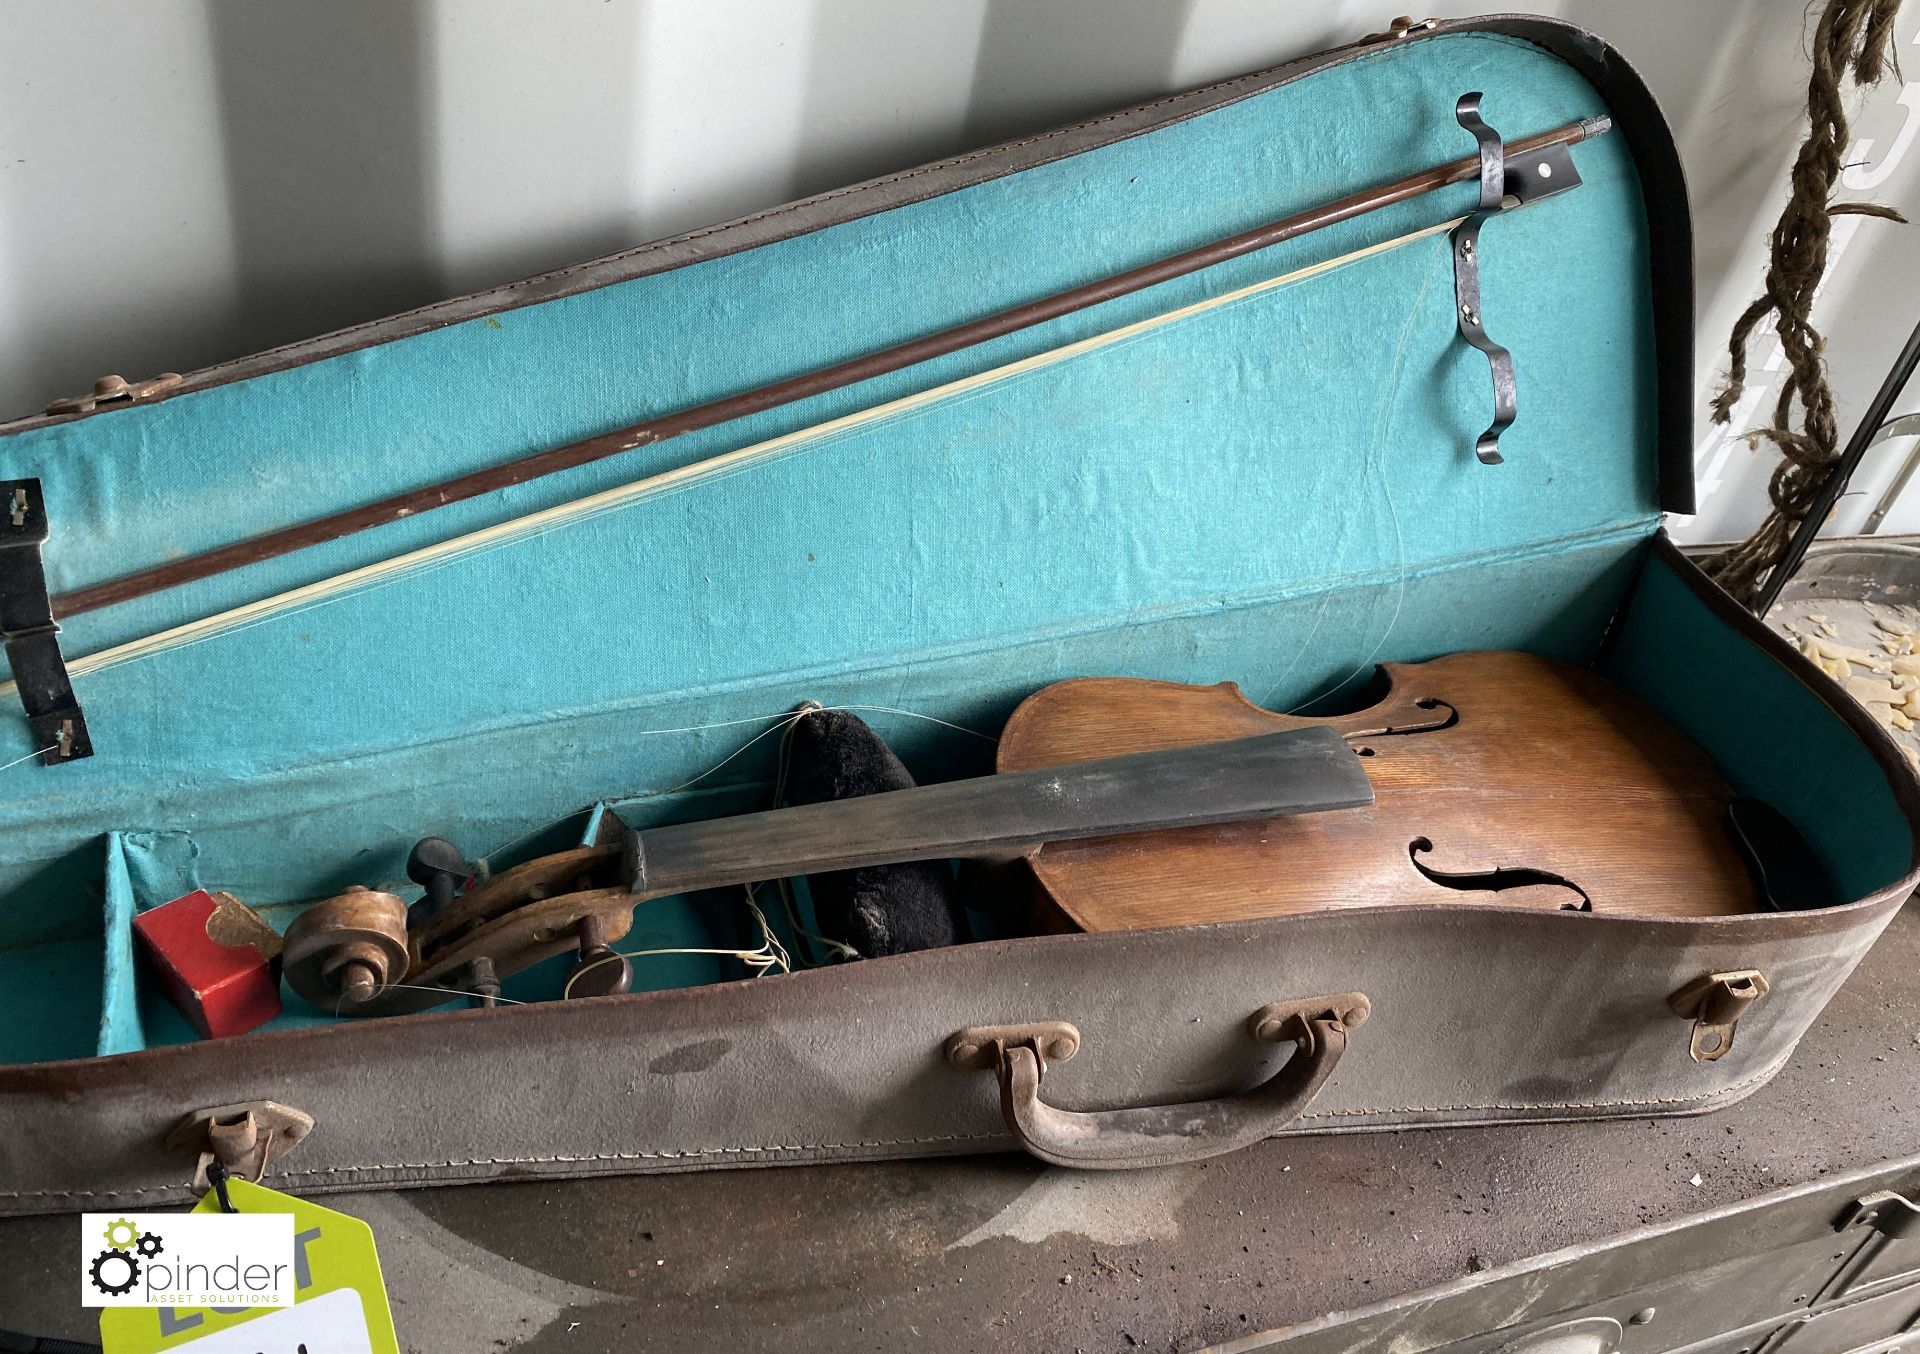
<box><xmin>1407</xmin><ymin>837</ymin><xmax>1592</xmax><ymax>911</ymax></box>
<box><xmin>1333</xmin><ymin>696</ymin><xmax>1459</xmax><ymax>742</ymax></box>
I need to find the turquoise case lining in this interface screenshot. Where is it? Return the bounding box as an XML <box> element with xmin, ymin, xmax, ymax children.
<box><xmin>0</xmin><ymin>34</ymin><xmax>1903</xmax><ymax>1064</ymax></box>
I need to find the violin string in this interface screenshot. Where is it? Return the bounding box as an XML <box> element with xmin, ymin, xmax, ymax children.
<box><xmin>10</xmin><ymin>215</ymin><xmax>1467</xmax><ymax>705</ymax></box>
<box><xmin>741</xmin><ymin>893</ymin><xmax>793</xmax><ymax>974</ymax></box>
<box><xmin>767</xmin><ymin>703</ymin><xmax>822</xmax><ymax>965</ymax></box>
<box><xmin>0</xmin><ymin>745</ymin><xmax>55</xmax><ymax>775</ymax></box>
<box><xmin>1275</xmin><ymin>245</ymin><xmax>1435</xmax><ymax>714</ymax></box>
<box><xmin>338</xmin><ymin>981</ymin><xmax>532</xmax><ymax>1014</ymax></box>
<box><xmin>471</xmin><ymin>702</ymin><xmax>995</xmax><ymax>871</ymax></box>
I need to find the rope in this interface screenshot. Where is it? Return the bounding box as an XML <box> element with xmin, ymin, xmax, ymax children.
<box><xmin>1703</xmin><ymin>0</ymin><xmax>1908</xmax><ymax>603</ymax></box>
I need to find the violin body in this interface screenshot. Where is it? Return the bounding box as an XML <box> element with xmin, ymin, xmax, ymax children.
<box><xmin>997</xmin><ymin>651</ymin><xmax>1758</xmax><ymax>930</ymax></box>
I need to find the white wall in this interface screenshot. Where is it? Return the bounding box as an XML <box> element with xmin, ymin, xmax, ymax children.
<box><xmin>2</xmin><ymin>1</ymin><xmax>1917</xmax><ymax>541</ymax></box>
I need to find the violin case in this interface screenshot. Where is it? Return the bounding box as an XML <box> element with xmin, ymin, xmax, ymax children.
<box><xmin>2</xmin><ymin>14</ymin><xmax>1916</xmax><ymax>1215</ymax></box>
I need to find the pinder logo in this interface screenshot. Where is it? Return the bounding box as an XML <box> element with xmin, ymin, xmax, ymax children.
<box><xmin>82</xmin><ymin>1212</ymin><xmax>295</xmax><ymax>1308</ymax></box>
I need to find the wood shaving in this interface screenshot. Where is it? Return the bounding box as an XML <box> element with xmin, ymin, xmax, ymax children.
<box><xmin>1802</xmin><ymin>637</ymin><xmax>1878</xmax><ymax>664</ymax></box>
<box><xmin>1877</xmin><ymin>615</ymin><xmax>1914</xmax><ymax>636</ymax></box>
<box><xmin>1845</xmin><ymin>676</ymin><xmax>1902</xmax><ymax>706</ymax></box>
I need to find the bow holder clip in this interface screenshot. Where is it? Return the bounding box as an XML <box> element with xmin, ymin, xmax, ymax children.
<box><xmin>0</xmin><ymin>478</ymin><xmax>93</xmax><ymax>765</ymax></box>
<box><xmin>1448</xmin><ymin>92</ymin><xmax>1587</xmax><ymax>466</ymax></box>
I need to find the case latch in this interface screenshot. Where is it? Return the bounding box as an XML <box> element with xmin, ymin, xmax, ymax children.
<box><xmin>0</xmin><ymin>479</ymin><xmax>92</xmax><ymax>764</ymax></box>
<box><xmin>1448</xmin><ymin>92</ymin><xmax>1588</xmax><ymax>466</ymax></box>
<box><xmin>1668</xmin><ymin>969</ymin><xmax>1770</xmax><ymax>1063</ymax></box>
<box><xmin>167</xmin><ymin>1101</ymin><xmax>316</xmax><ymax>1194</ymax></box>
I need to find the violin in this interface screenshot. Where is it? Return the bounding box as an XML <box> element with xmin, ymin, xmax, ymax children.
<box><xmin>997</xmin><ymin>650</ymin><xmax>1762</xmax><ymax>930</ymax></box>
<box><xmin>284</xmin><ymin>650</ymin><xmax>1781</xmax><ymax>1018</ymax></box>
<box><xmin>283</xmin><ymin>721</ymin><xmax>1374</xmax><ymax>1015</ymax></box>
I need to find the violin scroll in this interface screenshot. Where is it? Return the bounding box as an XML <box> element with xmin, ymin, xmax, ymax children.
<box><xmin>282</xmin><ymin>886</ymin><xmax>410</xmax><ymax>1010</ymax></box>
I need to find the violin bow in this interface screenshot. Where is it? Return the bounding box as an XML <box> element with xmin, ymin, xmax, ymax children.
<box><xmin>49</xmin><ymin>115</ymin><xmax>1610</xmax><ymax>623</ymax></box>
<box><xmin>6</xmin><ymin>114</ymin><xmax>1612</xmax><ymax>699</ymax></box>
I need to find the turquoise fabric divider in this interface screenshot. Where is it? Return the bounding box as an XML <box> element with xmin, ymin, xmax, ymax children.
<box><xmin>0</xmin><ymin>33</ymin><xmax>1675</xmax><ymax>1062</ymax></box>
<box><xmin>1601</xmin><ymin>552</ymin><xmax>1913</xmax><ymax>901</ymax></box>
<box><xmin>96</xmin><ymin>835</ymin><xmax>143</xmax><ymax>1056</ymax></box>
<box><xmin>0</xmin><ymin>838</ymin><xmax>107</xmax><ymax>1064</ymax></box>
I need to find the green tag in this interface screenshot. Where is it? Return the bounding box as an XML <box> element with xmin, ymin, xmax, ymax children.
<box><xmin>100</xmin><ymin>1179</ymin><xmax>398</xmax><ymax>1353</ymax></box>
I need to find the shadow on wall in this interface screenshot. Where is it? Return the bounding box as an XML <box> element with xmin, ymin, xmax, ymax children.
<box><xmin>206</xmin><ymin>0</ymin><xmax>443</xmax><ymax>358</ymax></box>
<box><xmin>962</xmin><ymin>0</ymin><xmax>1196</xmax><ymax>148</ymax></box>
<box><xmin>13</xmin><ymin>0</ymin><xmax>1201</xmax><ymax>410</ymax></box>
<box><xmin>793</xmin><ymin>0</ymin><xmax>1196</xmax><ymax>201</ymax></box>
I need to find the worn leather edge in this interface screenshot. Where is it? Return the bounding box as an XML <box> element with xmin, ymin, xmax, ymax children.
<box><xmin>2</xmin><ymin>888</ymin><xmax>1901</xmax><ymax>1093</ymax></box>
<box><xmin>0</xmin><ymin>1046</ymin><xmax>1796</xmax><ymax>1208</ymax></box>
<box><xmin>1652</xmin><ymin>531</ymin><xmax>1920</xmax><ymax>893</ymax></box>
<box><xmin>1</xmin><ymin>13</ymin><xmax>1695</xmax><ymax>517</ymax></box>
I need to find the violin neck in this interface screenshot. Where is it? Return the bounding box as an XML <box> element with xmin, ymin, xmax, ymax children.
<box><xmin>623</xmin><ymin>725</ymin><xmax>1374</xmax><ymax>900</ymax></box>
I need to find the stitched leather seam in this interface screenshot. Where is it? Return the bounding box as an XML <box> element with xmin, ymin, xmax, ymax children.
<box><xmin>217</xmin><ymin>64</ymin><xmax>1301</xmax><ymax>373</ymax></box>
<box><xmin>1298</xmin><ymin>1050</ymin><xmax>1790</xmax><ymax>1119</ymax></box>
<box><xmin>0</xmin><ymin>1056</ymin><xmax>1785</xmax><ymax>1201</ymax></box>
<box><xmin>0</xmin><ymin>1133</ymin><xmax>1003</xmax><ymax>1198</ymax></box>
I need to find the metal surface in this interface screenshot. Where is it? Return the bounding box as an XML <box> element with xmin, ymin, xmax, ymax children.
<box><xmin>1449</xmin><ymin>92</ymin><xmax>1516</xmax><ymax>467</ymax></box>
<box><xmin>1844</xmin><ymin>1189</ymin><xmax>1920</xmax><ymax>1240</ymax></box>
<box><xmin>5</xmin><ymin>899</ymin><xmax>1916</xmax><ymax>1351</ymax></box>
<box><xmin>0</xmin><ymin>477</ymin><xmax>90</xmax><ymax>764</ymax></box>
<box><xmin>1222</xmin><ymin>1152</ymin><xmax>1920</xmax><ymax>1353</ymax></box>
<box><xmin>40</xmin><ymin>371</ymin><xmax>182</xmax><ymax>416</ymax></box>
<box><xmin>162</xmin><ymin>1101</ymin><xmax>315</xmax><ymax>1196</ymax></box>
<box><xmin>1668</xmin><ymin>969</ymin><xmax>1771</xmax><ymax>1063</ymax></box>
<box><xmin>1861</xmin><ymin>414</ymin><xmax>1920</xmax><ymax>534</ymax></box>
<box><xmin>40</xmin><ymin>113</ymin><xmax>1612</xmax><ymax>621</ymax></box>
<box><xmin>944</xmin><ymin>1022</ymin><xmax>1083</xmax><ymax>1071</ymax></box>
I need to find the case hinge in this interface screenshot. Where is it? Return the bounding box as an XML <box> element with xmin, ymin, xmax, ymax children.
<box><xmin>44</xmin><ymin>371</ymin><xmax>183</xmax><ymax>416</ymax></box>
<box><xmin>0</xmin><ymin>479</ymin><xmax>92</xmax><ymax>765</ymax></box>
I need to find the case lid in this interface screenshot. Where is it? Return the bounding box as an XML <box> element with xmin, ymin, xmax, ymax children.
<box><xmin>0</xmin><ymin>19</ymin><xmax>1688</xmax><ymax>915</ymax></box>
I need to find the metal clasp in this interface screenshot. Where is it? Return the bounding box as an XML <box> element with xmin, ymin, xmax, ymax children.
<box><xmin>1363</xmin><ymin>16</ymin><xmax>1439</xmax><ymax>43</ymax></box>
<box><xmin>167</xmin><ymin>1101</ymin><xmax>315</xmax><ymax>1194</ymax></box>
<box><xmin>1447</xmin><ymin>93</ymin><xmax>1586</xmax><ymax>466</ymax></box>
<box><xmin>1451</xmin><ymin>93</ymin><xmax>1516</xmax><ymax>466</ymax></box>
<box><xmin>1668</xmin><ymin>970</ymin><xmax>1770</xmax><ymax>1062</ymax></box>
<box><xmin>44</xmin><ymin>372</ymin><xmax>183</xmax><ymax>416</ymax></box>
<box><xmin>0</xmin><ymin>477</ymin><xmax>94</xmax><ymax>764</ymax></box>
<box><xmin>945</xmin><ymin>1021</ymin><xmax>1081</xmax><ymax>1074</ymax></box>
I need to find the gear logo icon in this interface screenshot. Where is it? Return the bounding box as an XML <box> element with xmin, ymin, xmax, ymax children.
<box><xmin>135</xmin><ymin>1231</ymin><xmax>163</xmax><ymax>1258</ymax></box>
<box><xmin>101</xmin><ymin>1217</ymin><xmax>139</xmax><ymax>1250</ymax></box>
<box><xmin>89</xmin><ymin>1248</ymin><xmax>140</xmax><ymax>1296</ymax></box>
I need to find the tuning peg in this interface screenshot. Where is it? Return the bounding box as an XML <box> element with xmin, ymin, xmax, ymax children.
<box><xmin>405</xmin><ymin>836</ymin><xmax>469</xmax><ymax>927</ymax></box>
<box><xmin>562</xmin><ymin>915</ymin><xmax>632</xmax><ymax>1000</ymax></box>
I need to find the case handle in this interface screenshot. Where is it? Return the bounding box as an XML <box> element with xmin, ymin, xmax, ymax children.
<box><xmin>945</xmin><ymin>993</ymin><xmax>1368</xmax><ymax>1170</ymax></box>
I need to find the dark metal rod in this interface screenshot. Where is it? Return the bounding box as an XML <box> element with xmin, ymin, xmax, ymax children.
<box><xmin>1753</xmin><ymin>313</ymin><xmax>1920</xmax><ymax>615</ymax></box>
<box><xmin>50</xmin><ymin>117</ymin><xmax>1610</xmax><ymax>622</ymax></box>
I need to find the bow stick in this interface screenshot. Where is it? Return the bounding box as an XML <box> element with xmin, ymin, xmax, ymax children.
<box><xmin>49</xmin><ymin>116</ymin><xmax>1610</xmax><ymax>620</ymax></box>
<box><xmin>3</xmin><ymin>117</ymin><xmax>1610</xmax><ymax>702</ymax></box>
